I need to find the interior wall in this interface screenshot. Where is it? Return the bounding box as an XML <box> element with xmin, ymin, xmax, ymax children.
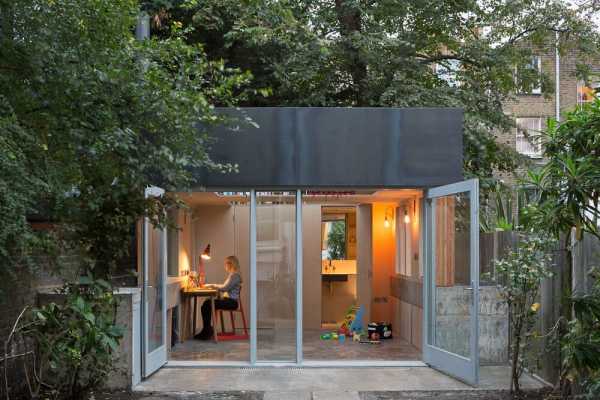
<box><xmin>356</xmin><ymin>204</ymin><xmax>372</xmax><ymax>324</ymax></box>
<box><xmin>371</xmin><ymin>203</ymin><xmax>397</xmax><ymax>322</ymax></box>
<box><xmin>178</xmin><ymin>209</ymin><xmax>193</xmax><ymax>277</ymax></box>
<box><xmin>192</xmin><ymin>205</ymin><xmax>250</xmax><ymax>332</ymax></box>
<box><xmin>391</xmin><ymin>196</ymin><xmax>423</xmax><ymax>350</ymax></box>
<box><xmin>302</xmin><ymin>204</ymin><xmax>322</xmax><ymax>330</ymax></box>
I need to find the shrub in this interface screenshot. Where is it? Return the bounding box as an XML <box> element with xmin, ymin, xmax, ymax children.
<box><xmin>19</xmin><ymin>276</ymin><xmax>123</xmax><ymax>399</ymax></box>
<box><xmin>491</xmin><ymin>232</ymin><xmax>555</xmax><ymax>395</ymax></box>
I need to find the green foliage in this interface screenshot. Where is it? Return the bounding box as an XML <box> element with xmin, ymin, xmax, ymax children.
<box><xmin>327</xmin><ymin>220</ymin><xmax>346</xmax><ymax>260</ymax></box>
<box><xmin>561</xmin><ymin>267</ymin><xmax>600</xmax><ymax>399</ymax></box>
<box><xmin>143</xmin><ymin>0</ymin><xmax>599</xmax><ymax>184</ymax></box>
<box><xmin>525</xmin><ymin>100</ymin><xmax>600</xmax><ymax>242</ymax></box>
<box><xmin>491</xmin><ymin>232</ymin><xmax>555</xmax><ymax>394</ymax></box>
<box><xmin>0</xmin><ymin>0</ymin><xmax>251</xmax><ymax>279</ymax></box>
<box><xmin>20</xmin><ymin>276</ymin><xmax>123</xmax><ymax>399</ymax></box>
<box><xmin>480</xmin><ymin>182</ymin><xmax>539</xmax><ymax>233</ymax></box>
<box><xmin>0</xmin><ymin>97</ymin><xmax>51</xmax><ymax>274</ymax></box>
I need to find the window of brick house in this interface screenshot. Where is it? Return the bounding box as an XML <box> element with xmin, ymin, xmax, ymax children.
<box><xmin>516</xmin><ymin>117</ymin><xmax>543</xmax><ymax>158</ymax></box>
<box><xmin>577</xmin><ymin>79</ymin><xmax>599</xmax><ymax>105</ymax></box>
<box><xmin>516</xmin><ymin>56</ymin><xmax>542</xmax><ymax>95</ymax></box>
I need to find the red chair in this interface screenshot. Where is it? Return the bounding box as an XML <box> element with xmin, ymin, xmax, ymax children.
<box><xmin>216</xmin><ymin>289</ymin><xmax>249</xmax><ymax>341</ymax></box>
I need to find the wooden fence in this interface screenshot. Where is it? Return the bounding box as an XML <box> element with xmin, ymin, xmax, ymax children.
<box><xmin>480</xmin><ymin>230</ymin><xmax>600</xmax><ymax>383</ymax></box>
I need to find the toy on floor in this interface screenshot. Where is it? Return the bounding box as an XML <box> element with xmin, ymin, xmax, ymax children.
<box><xmin>359</xmin><ymin>339</ymin><xmax>381</xmax><ymax>345</ymax></box>
<box><xmin>367</xmin><ymin>322</ymin><xmax>393</xmax><ymax>340</ymax></box>
<box><xmin>349</xmin><ymin>306</ymin><xmax>365</xmax><ymax>334</ymax></box>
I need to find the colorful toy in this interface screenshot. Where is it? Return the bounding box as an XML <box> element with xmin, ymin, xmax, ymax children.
<box><xmin>349</xmin><ymin>306</ymin><xmax>364</xmax><ymax>333</ymax></box>
<box><xmin>320</xmin><ymin>333</ymin><xmax>332</xmax><ymax>340</ymax></box>
<box><xmin>352</xmin><ymin>333</ymin><xmax>362</xmax><ymax>342</ymax></box>
<box><xmin>338</xmin><ymin>334</ymin><xmax>346</xmax><ymax>343</ymax></box>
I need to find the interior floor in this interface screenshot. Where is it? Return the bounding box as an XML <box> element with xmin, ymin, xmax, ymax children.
<box><xmin>169</xmin><ymin>329</ymin><xmax>421</xmax><ymax>362</ymax></box>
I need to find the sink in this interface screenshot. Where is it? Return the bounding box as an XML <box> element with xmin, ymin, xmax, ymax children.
<box><xmin>322</xmin><ymin>259</ymin><xmax>357</xmax><ymax>275</ymax></box>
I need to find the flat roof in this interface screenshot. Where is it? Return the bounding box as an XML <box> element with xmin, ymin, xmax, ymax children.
<box><xmin>192</xmin><ymin>107</ymin><xmax>463</xmax><ymax>189</ymax></box>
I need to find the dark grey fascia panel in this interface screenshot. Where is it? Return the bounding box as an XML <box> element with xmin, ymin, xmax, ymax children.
<box><xmin>193</xmin><ymin>107</ymin><xmax>463</xmax><ymax>189</ymax></box>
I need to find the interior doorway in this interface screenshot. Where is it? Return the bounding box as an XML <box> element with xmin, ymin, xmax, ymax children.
<box><xmin>320</xmin><ymin>206</ymin><xmax>357</xmax><ymax>328</ymax></box>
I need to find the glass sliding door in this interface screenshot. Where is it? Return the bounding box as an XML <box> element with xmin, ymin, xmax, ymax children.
<box><xmin>255</xmin><ymin>191</ymin><xmax>297</xmax><ymax>361</ymax></box>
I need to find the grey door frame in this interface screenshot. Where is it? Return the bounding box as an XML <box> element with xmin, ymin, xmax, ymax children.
<box><xmin>166</xmin><ymin>187</ymin><xmax>428</xmax><ymax>368</ymax></box>
<box><xmin>422</xmin><ymin>179</ymin><xmax>480</xmax><ymax>385</ymax></box>
<box><xmin>142</xmin><ymin>186</ymin><xmax>168</xmax><ymax>377</ymax></box>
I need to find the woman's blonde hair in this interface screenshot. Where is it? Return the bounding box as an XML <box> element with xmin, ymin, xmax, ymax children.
<box><xmin>225</xmin><ymin>255</ymin><xmax>240</xmax><ymax>273</ymax></box>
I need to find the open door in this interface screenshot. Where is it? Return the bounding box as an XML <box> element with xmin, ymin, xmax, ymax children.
<box><xmin>142</xmin><ymin>186</ymin><xmax>167</xmax><ymax>377</ymax></box>
<box><xmin>423</xmin><ymin>179</ymin><xmax>479</xmax><ymax>385</ymax></box>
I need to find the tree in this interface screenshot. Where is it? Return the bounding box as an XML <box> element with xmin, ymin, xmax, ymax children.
<box><xmin>0</xmin><ymin>0</ymin><xmax>250</xmax><ymax>279</ymax></box>
<box><xmin>144</xmin><ymin>0</ymin><xmax>600</xmax><ymax>185</ymax></box>
<box><xmin>524</xmin><ymin>99</ymin><xmax>600</xmax><ymax>397</ymax></box>
<box><xmin>327</xmin><ymin>221</ymin><xmax>346</xmax><ymax>260</ymax></box>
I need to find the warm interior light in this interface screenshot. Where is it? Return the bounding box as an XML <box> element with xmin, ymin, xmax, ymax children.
<box><xmin>201</xmin><ymin>244</ymin><xmax>211</xmax><ymax>260</ymax></box>
<box><xmin>383</xmin><ymin>216</ymin><xmax>390</xmax><ymax>228</ymax></box>
<box><xmin>404</xmin><ymin>209</ymin><xmax>410</xmax><ymax>224</ymax></box>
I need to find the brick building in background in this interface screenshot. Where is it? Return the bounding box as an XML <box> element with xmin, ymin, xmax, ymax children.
<box><xmin>500</xmin><ymin>42</ymin><xmax>600</xmax><ymax>176</ymax></box>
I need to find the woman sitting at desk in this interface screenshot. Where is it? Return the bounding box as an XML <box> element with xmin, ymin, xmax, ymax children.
<box><xmin>195</xmin><ymin>255</ymin><xmax>242</xmax><ymax>340</ymax></box>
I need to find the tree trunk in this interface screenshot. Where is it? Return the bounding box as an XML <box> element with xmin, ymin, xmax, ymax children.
<box><xmin>511</xmin><ymin>308</ymin><xmax>523</xmax><ymax>394</ymax></box>
<box><xmin>334</xmin><ymin>0</ymin><xmax>368</xmax><ymax>106</ymax></box>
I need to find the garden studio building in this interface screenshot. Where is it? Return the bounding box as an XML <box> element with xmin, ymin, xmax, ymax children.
<box><xmin>138</xmin><ymin>107</ymin><xmax>500</xmax><ymax>387</ymax></box>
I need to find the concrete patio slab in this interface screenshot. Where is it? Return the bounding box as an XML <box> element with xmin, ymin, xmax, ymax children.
<box><xmin>134</xmin><ymin>366</ymin><xmax>545</xmax><ymax>394</ymax></box>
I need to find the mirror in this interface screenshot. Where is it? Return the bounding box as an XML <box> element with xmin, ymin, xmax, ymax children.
<box><xmin>321</xmin><ymin>207</ymin><xmax>356</xmax><ymax>261</ymax></box>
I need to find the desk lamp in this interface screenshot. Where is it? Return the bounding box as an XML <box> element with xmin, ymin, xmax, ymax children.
<box><xmin>198</xmin><ymin>244</ymin><xmax>211</xmax><ymax>286</ymax></box>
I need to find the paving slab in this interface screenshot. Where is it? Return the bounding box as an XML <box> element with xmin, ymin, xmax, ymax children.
<box><xmin>134</xmin><ymin>366</ymin><xmax>546</xmax><ymax>395</ymax></box>
<box><xmin>263</xmin><ymin>392</ymin><xmax>310</xmax><ymax>400</ymax></box>
<box><xmin>313</xmin><ymin>391</ymin><xmax>360</xmax><ymax>400</ymax></box>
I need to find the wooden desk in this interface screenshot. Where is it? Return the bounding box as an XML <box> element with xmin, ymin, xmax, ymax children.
<box><xmin>181</xmin><ymin>287</ymin><xmax>219</xmax><ymax>343</ymax></box>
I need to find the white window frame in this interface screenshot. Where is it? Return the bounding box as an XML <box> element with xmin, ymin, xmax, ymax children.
<box><xmin>515</xmin><ymin>117</ymin><xmax>543</xmax><ymax>158</ymax></box>
<box><xmin>530</xmin><ymin>56</ymin><xmax>542</xmax><ymax>94</ymax></box>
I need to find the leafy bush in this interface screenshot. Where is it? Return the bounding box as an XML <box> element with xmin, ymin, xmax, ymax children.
<box><xmin>20</xmin><ymin>276</ymin><xmax>123</xmax><ymax>399</ymax></box>
<box><xmin>561</xmin><ymin>268</ymin><xmax>600</xmax><ymax>399</ymax></box>
<box><xmin>491</xmin><ymin>232</ymin><xmax>555</xmax><ymax>394</ymax></box>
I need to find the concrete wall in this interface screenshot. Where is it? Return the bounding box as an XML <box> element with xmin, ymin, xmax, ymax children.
<box><xmin>37</xmin><ymin>288</ymin><xmax>142</xmax><ymax>390</ymax></box>
<box><xmin>434</xmin><ymin>286</ymin><xmax>508</xmax><ymax>364</ymax></box>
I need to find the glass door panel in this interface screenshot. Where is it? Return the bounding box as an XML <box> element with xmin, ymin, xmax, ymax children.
<box><xmin>143</xmin><ymin>186</ymin><xmax>167</xmax><ymax>377</ymax></box>
<box><xmin>256</xmin><ymin>191</ymin><xmax>297</xmax><ymax>361</ymax></box>
<box><xmin>424</xmin><ymin>179</ymin><xmax>479</xmax><ymax>385</ymax></box>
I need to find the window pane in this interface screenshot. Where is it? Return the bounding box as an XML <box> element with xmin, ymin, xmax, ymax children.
<box><xmin>257</xmin><ymin>191</ymin><xmax>297</xmax><ymax>361</ymax></box>
<box><xmin>516</xmin><ymin>117</ymin><xmax>542</xmax><ymax>157</ymax></box>
<box><xmin>431</xmin><ymin>193</ymin><xmax>472</xmax><ymax>359</ymax></box>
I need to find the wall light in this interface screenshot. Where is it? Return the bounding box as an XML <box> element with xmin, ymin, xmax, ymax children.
<box><xmin>404</xmin><ymin>207</ymin><xmax>410</xmax><ymax>224</ymax></box>
<box><xmin>384</xmin><ymin>207</ymin><xmax>393</xmax><ymax>228</ymax></box>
